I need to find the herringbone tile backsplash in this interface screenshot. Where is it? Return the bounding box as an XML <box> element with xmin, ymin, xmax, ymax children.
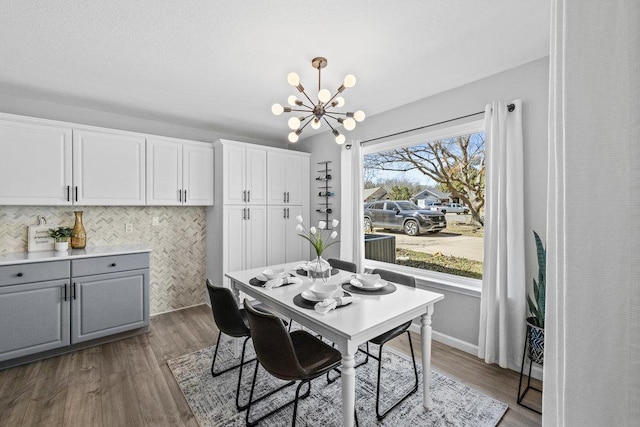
<box><xmin>0</xmin><ymin>206</ymin><xmax>208</xmax><ymax>314</ymax></box>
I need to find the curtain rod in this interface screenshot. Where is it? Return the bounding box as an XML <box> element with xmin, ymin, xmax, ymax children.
<box><xmin>348</xmin><ymin>103</ymin><xmax>515</xmax><ymax>148</ymax></box>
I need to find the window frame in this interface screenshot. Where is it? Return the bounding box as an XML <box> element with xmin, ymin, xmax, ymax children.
<box><xmin>361</xmin><ymin>119</ymin><xmax>485</xmax><ymax>291</ymax></box>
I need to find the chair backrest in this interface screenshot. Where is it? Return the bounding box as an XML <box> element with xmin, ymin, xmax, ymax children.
<box><xmin>206</xmin><ymin>279</ymin><xmax>250</xmax><ymax>338</ymax></box>
<box><xmin>328</xmin><ymin>258</ymin><xmax>357</xmax><ymax>273</ymax></box>
<box><xmin>243</xmin><ymin>300</ymin><xmax>306</xmax><ymax>381</ymax></box>
<box><xmin>371</xmin><ymin>268</ymin><xmax>416</xmax><ymax>288</ymax></box>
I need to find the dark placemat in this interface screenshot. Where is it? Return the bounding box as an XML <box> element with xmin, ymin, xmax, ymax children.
<box><xmin>295</xmin><ymin>267</ymin><xmax>339</xmax><ymax>277</ymax></box>
<box><xmin>341</xmin><ymin>281</ymin><xmax>397</xmax><ymax>295</ymax></box>
<box><xmin>293</xmin><ymin>291</ymin><xmax>353</xmax><ymax>310</ymax></box>
<box><xmin>249</xmin><ymin>274</ymin><xmax>295</xmax><ymax>287</ymax></box>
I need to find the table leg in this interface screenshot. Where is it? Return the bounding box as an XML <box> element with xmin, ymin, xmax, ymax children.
<box><xmin>421</xmin><ymin>304</ymin><xmax>434</xmax><ymax>409</ymax></box>
<box><xmin>230</xmin><ymin>281</ymin><xmax>241</xmax><ymax>358</ymax></box>
<box><xmin>340</xmin><ymin>352</ymin><xmax>356</xmax><ymax>427</ymax></box>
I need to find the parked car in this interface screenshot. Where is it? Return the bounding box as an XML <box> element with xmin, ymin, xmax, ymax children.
<box><xmin>426</xmin><ymin>202</ymin><xmax>470</xmax><ymax>215</ymax></box>
<box><xmin>364</xmin><ymin>200</ymin><xmax>446</xmax><ymax>236</ymax></box>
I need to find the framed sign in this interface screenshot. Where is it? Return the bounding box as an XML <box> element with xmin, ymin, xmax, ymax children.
<box><xmin>28</xmin><ymin>224</ymin><xmax>55</xmax><ymax>252</ymax></box>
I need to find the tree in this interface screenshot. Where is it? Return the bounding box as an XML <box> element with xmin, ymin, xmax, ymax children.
<box><xmin>364</xmin><ymin>133</ymin><xmax>485</xmax><ymax>224</ymax></box>
<box><xmin>389</xmin><ymin>186</ymin><xmax>412</xmax><ymax>200</ymax></box>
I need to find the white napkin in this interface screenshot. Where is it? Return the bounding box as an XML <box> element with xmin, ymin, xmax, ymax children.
<box><xmin>264</xmin><ymin>276</ymin><xmax>303</xmax><ymax>290</ymax></box>
<box><xmin>314</xmin><ymin>296</ymin><xmax>359</xmax><ymax>315</ymax></box>
<box><xmin>295</xmin><ymin>263</ymin><xmax>311</xmax><ymax>271</ymax></box>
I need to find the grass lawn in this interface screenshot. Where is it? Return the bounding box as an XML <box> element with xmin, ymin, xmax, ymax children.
<box><xmin>395</xmin><ymin>248</ymin><xmax>483</xmax><ymax>279</ymax></box>
<box><xmin>444</xmin><ymin>221</ymin><xmax>484</xmax><ymax>238</ymax></box>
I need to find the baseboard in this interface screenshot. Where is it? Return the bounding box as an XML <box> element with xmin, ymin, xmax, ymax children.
<box><xmin>151</xmin><ymin>302</ymin><xmax>207</xmax><ymax>317</ymax></box>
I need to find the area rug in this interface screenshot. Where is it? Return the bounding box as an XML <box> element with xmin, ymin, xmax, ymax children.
<box><xmin>167</xmin><ymin>337</ymin><xmax>507</xmax><ymax>426</ymax></box>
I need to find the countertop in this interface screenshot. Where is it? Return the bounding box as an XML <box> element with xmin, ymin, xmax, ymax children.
<box><xmin>0</xmin><ymin>244</ymin><xmax>152</xmax><ymax>266</ymax></box>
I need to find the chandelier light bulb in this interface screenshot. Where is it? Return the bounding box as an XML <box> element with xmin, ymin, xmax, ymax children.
<box><xmin>343</xmin><ymin>117</ymin><xmax>356</xmax><ymax>131</ymax></box>
<box><xmin>318</xmin><ymin>89</ymin><xmax>331</xmax><ymax>103</ymax></box>
<box><xmin>311</xmin><ymin>118</ymin><xmax>321</xmax><ymax>129</ymax></box>
<box><xmin>287</xmin><ymin>95</ymin><xmax>298</xmax><ymax>106</ymax></box>
<box><xmin>288</xmin><ymin>132</ymin><xmax>299</xmax><ymax>143</ymax></box>
<box><xmin>335</xmin><ymin>97</ymin><xmax>345</xmax><ymax>107</ymax></box>
<box><xmin>287</xmin><ymin>72</ymin><xmax>300</xmax><ymax>86</ymax></box>
<box><xmin>335</xmin><ymin>133</ymin><xmax>346</xmax><ymax>144</ymax></box>
<box><xmin>271</xmin><ymin>103</ymin><xmax>284</xmax><ymax>116</ymax></box>
<box><xmin>288</xmin><ymin>117</ymin><xmax>301</xmax><ymax>130</ymax></box>
<box><xmin>354</xmin><ymin>110</ymin><xmax>366</xmax><ymax>122</ymax></box>
<box><xmin>343</xmin><ymin>74</ymin><xmax>357</xmax><ymax>88</ymax></box>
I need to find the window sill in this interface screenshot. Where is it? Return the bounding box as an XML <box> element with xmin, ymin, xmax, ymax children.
<box><xmin>364</xmin><ymin>259</ymin><xmax>482</xmax><ymax>298</ymax></box>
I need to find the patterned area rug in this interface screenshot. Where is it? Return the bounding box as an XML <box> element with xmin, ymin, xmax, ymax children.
<box><xmin>167</xmin><ymin>337</ymin><xmax>507</xmax><ymax>426</ymax></box>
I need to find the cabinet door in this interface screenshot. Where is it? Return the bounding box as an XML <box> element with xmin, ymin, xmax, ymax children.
<box><xmin>146</xmin><ymin>138</ymin><xmax>182</xmax><ymax>205</ymax></box>
<box><xmin>72</xmin><ymin>269</ymin><xmax>149</xmax><ymax>343</ymax></box>
<box><xmin>223</xmin><ymin>144</ymin><xmax>246</xmax><ymax>205</ymax></box>
<box><xmin>73</xmin><ymin>129</ymin><xmax>146</xmax><ymax>205</ymax></box>
<box><xmin>266</xmin><ymin>151</ymin><xmax>288</xmax><ymax>205</ymax></box>
<box><xmin>266</xmin><ymin>206</ymin><xmax>287</xmax><ymax>266</ymax></box>
<box><xmin>0</xmin><ymin>119</ymin><xmax>72</xmax><ymax>205</ymax></box>
<box><xmin>183</xmin><ymin>143</ymin><xmax>214</xmax><ymax>206</ymax></box>
<box><xmin>245</xmin><ymin>147</ymin><xmax>267</xmax><ymax>205</ymax></box>
<box><xmin>0</xmin><ymin>279</ymin><xmax>70</xmax><ymax>362</ymax></box>
<box><xmin>245</xmin><ymin>206</ymin><xmax>267</xmax><ymax>269</ymax></box>
<box><xmin>285</xmin><ymin>206</ymin><xmax>306</xmax><ymax>262</ymax></box>
<box><xmin>224</xmin><ymin>206</ymin><xmax>246</xmax><ymax>275</ymax></box>
<box><xmin>284</xmin><ymin>154</ymin><xmax>306</xmax><ymax>205</ymax></box>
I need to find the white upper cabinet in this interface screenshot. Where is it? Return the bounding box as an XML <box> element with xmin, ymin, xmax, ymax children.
<box><xmin>267</xmin><ymin>151</ymin><xmax>307</xmax><ymax>205</ymax></box>
<box><xmin>221</xmin><ymin>141</ymin><xmax>266</xmax><ymax>205</ymax></box>
<box><xmin>146</xmin><ymin>138</ymin><xmax>213</xmax><ymax>206</ymax></box>
<box><xmin>0</xmin><ymin>119</ymin><xmax>72</xmax><ymax>205</ymax></box>
<box><xmin>73</xmin><ymin>130</ymin><xmax>146</xmax><ymax>205</ymax></box>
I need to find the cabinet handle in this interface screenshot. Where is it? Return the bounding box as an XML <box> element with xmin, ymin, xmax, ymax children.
<box><xmin>66</xmin><ymin>185</ymin><xmax>70</xmax><ymax>202</ymax></box>
<box><xmin>247</xmin><ymin>208</ymin><xmax>250</xmax><ymax>220</ymax></box>
<box><xmin>75</xmin><ymin>186</ymin><xmax>78</xmax><ymax>202</ymax></box>
<box><xmin>283</xmin><ymin>191</ymin><xmax>286</xmax><ymax>203</ymax></box>
<box><xmin>287</xmin><ymin>208</ymin><xmax>290</xmax><ymax>218</ymax></box>
<box><xmin>72</xmin><ymin>282</ymin><xmax>76</xmax><ymax>300</ymax></box>
<box><xmin>242</xmin><ymin>190</ymin><xmax>246</xmax><ymax>202</ymax></box>
<box><xmin>287</xmin><ymin>192</ymin><xmax>290</xmax><ymax>203</ymax></box>
<box><xmin>63</xmin><ymin>283</ymin><xmax>67</xmax><ymax>302</ymax></box>
<box><xmin>178</xmin><ymin>189</ymin><xmax>182</xmax><ymax>202</ymax></box>
<box><xmin>283</xmin><ymin>208</ymin><xmax>286</xmax><ymax>219</ymax></box>
<box><xmin>110</xmin><ymin>263</ymin><xmax>116</xmax><ymax>267</ymax></box>
<box><xmin>184</xmin><ymin>190</ymin><xmax>187</xmax><ymax>203</ymax></box>
<box><xmin>16</xmin><ymin>272</ymin><xmax>23</xmax><ymax>277</ymax></box>
<box><xmin>247</xmin><ymin>191</ymin><xmax>250</xmax><ymax>203</ymax></box>
<box><xmin>242</xmin><ymin>208</ymin><xmax>246</xmax><ymax>220</ymax></box>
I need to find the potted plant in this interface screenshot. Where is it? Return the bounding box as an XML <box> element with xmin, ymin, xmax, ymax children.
<box><xmin>48</xmin><ymin>227</ymin><xmax>73</xmax><ymax>252</ymax></box>
<box><xmin>526</xmin><ymin>230</ymin><xmax>546</xmax><ymax>364</ymax></box>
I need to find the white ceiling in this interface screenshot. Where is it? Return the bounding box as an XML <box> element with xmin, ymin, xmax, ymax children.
<box><xmin>0</xmin><ymin>1</ymin><xmax>550</xmax><ymax>143</ymax></box>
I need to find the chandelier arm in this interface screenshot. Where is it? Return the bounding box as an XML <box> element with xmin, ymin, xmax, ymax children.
<box><xmin>324</xmin><ymin>112</ymin><xmax>347</xmax><ymax>119</ymax></box>
<box><xmin>299</xmin><ymin>89</ymin><xmax>315</xmax><ymax>106</ymax></box>
<box><xmin>324</xmin><ymin>90</ymin><xmax>342</xmax><ymax>106</ymax></box>
<box><xmin>323</xmin><ymin>117</ymin><xmax>338</xmax><ymax>132</ymax></box>
<box><xmin>299</xmin><ymin>117</ymin><xmax>313</xmax><ymax>132</ymax></box>
<box><xmin>288</xmin><ymin>108</ymin><xmax>313</xmax><ymax>113</ymax></box>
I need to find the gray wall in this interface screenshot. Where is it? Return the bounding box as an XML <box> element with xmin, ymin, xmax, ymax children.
<box><xmin>293</xmin><ymin>57</ymin><xmax>550</xmax><ymax>352</ymax></box>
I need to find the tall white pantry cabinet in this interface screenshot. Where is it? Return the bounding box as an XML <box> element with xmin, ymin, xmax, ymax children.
<box><xmin>207</xmin><ymin>139</ymin><xmax>310</xmax><ymax>287</ymax></box>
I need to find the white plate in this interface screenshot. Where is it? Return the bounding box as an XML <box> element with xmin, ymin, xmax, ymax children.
<box><xmin>301</xmin><ymin>289</ymin><xmax>344</xmax><ymax>302</ymax></box>
<box><xmin>350</xmin><ymin>278</ymin><xmax>387</xmax><ymax>291</ymax></box>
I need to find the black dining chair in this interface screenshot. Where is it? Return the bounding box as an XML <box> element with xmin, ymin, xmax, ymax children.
<box><xmin>365</xmin><ymin>269</ymin><xmax>419</xmax><ymax>420</ymax></box>
<box><xmin>206</xmin><ymin>279</ymin><xmax>291</xmax><ymax>411</ymax></box>
<box><xmin>327</xmin><ymin>258</ymin><xmax>357</xmax><ymax>273</ymax></box>
<box><xmin>243</xmin><ymin>299</ymin><xmax>347</xmax><ymax>427</ymax></box>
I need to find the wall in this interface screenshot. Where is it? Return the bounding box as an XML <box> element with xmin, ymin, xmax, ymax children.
<box><xmin>0</xmin><ymin>206</ymin><xmax>207</xmax><ymax>314</ymax></box>
<box><xmin>293</xmin><ymin>57</ymin><xmax>550</xmax><ymax>353</ymax></box>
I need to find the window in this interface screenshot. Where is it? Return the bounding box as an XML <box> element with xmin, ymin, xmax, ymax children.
<box><xmin>362</xmin><ymin>120</ymin><xmax>485</xmax><ymax>280</ymax></box>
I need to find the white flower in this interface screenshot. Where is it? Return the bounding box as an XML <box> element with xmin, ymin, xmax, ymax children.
<box><xmin>296</xmin><ymin>215</ymin><xmax>304</xmax><ymax>224</ymax></box>
<box><xmin>332</xmin><ymin>219</ymin><xmax>339</xmax><ymax>228</ymax></box>
<box><xmin>330</xmin><ymin>231</ymin><xmax>338</xmax><ymax>239</ymax></box>
<box><xmin>310</xmin><ymin>227</ymin><xmax>317</xmax><ymax>235</ymax></box>
<box><xmin>296</xmin><ymin>224</ymin><xmax>304</xmax><ymax>233</ymax></box>
<box><xmin>318</xmin><ymin>221</ymin><xmax>327</xmax><ymax>230</ymax></box>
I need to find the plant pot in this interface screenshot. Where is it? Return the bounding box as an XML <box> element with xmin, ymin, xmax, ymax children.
<box><xmin>54</xmin><ymin>240</ymin><xmax>69</xmax><ymax>252</ymax></box>
<box><xmin>526</xmin><ymin>317</ymin><xmax>544</xmax><ymax>365</ymax></box>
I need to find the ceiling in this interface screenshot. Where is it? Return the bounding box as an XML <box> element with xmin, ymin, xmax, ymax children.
<box><xmin>0</xmin><ymin>1</ymin><xmax>550</xmax><ymax>143</ymax></box>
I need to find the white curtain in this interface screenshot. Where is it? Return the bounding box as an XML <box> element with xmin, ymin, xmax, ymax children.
<box><xmin>544</xmin><ymin>1</ymin><xmax>640</xmax><ymax>425</ymax></box>
<box><xmin>478</xmin><ymin>100</ymin><xmax>525</xmax><ymax>369</ymax></box>
<box><xmin>339</xmin><ymin>142</ymin><xmax>365</xmax><ymax>272</ymax></box>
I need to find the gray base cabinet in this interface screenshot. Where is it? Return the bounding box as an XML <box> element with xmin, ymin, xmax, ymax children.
<box><xmin>0</xmin><ymin>250</ymin><xmax>150</xmax><ymax>364</ymax></box>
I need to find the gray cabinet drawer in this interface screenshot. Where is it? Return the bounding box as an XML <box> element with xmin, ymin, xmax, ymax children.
<box><xmin>0</xmin><ymin>261</ymin><xmax>70</xmax><ymax>286</ymax></box>
<box><xmin>72</xmin><ymin>253</ymin><xmax>150</xmax><ymax>277</ymax></box>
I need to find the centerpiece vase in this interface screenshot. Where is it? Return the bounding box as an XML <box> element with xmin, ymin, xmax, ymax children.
<box><xmin>308</xmin><ymin>255</ymin><xmax>331</xmax><ymax>283</ymax></box>
<box><xmin>71</xmin><ymin>211</ymin><xmax>86</xmax><ymax>249</ymax></box>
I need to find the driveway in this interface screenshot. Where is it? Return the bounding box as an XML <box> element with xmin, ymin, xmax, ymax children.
<box><xmin>373</xmin><ymin>228</ymin><xmax>484</xmax><ymax>262</ymax></box>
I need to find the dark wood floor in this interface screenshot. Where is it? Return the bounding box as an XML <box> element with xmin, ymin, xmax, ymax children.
<box><xmin>0</xmin><ymin>304</ymin><xmax>542</xmax><ymax>426</ymax></box>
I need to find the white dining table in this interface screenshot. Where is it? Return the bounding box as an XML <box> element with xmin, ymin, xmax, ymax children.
<box><xmin>226</xmin><ymin>261</ymin><xmax>444</xmax><ymax>427</ymax></box>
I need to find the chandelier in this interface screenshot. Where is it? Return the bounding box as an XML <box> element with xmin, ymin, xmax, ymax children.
<box><xmin>271</xmin><ymin>57</ymin><xmax>365</xmax><ymax>144</ymax></box>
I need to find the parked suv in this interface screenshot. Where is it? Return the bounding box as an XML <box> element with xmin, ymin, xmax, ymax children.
<box><xmin>364</xmin><ymin>200</ymin><xmax>447</xmax><ymax>236</ymax></box>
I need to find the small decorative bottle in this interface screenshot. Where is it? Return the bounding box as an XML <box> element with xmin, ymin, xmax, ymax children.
<box><xmin>71</xmin><ymin>211</ymin><xmax>86</xmax><ymax>249</ymax></box>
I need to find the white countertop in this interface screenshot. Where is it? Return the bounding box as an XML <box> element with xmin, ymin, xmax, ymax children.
<box><xmin>0</xmin><ymin>244</ymin><xmax>152</xmax><ymax>266</ymax></box>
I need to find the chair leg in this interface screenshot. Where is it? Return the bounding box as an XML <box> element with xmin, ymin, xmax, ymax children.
<box><xmin>244</xmin><ymin>364</ymin><xmax>303</xmax><ymax>427</ymax></box>
<box><xmin>327</xmin><ymin>342</ymin><xmax>372</xmax><ymax>384</ymax></box>
<box><xmin>375</xmin><ymin>331</ymin><xmax>419</xmax><ymax>421</ymax></box>
<box><xmin>291</xmin><ymin>380</ymin><xmax>311</xmax><ymax>427</ymax></box>
<box><xmin>211</xmin><ymin>332</ymin><xmax>256</xmax><ymax>378</ymax></box>
<box><xmin>235</xmin><ymin>337</ymin><xmax>252</xmax><ymax>410</ymax></box>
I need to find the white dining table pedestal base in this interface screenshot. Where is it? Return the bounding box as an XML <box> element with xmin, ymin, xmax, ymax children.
<box><xmin>421</xmin><ymin>305</ymin><xmax>434</xmax><ymax>409</ymax></box>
